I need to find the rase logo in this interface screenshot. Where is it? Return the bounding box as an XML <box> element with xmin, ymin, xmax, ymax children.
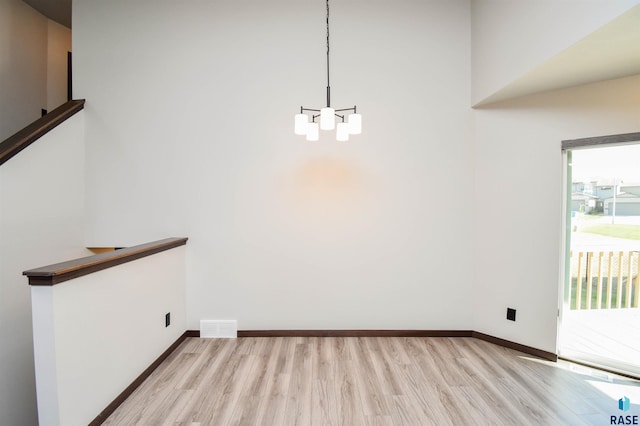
<box><xmin>611</xmin><ymin>396</ymin><xmax>638</xmax><ymax>425</ymax></box>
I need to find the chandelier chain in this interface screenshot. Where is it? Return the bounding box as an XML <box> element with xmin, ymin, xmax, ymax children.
<box><xmin>326</xmin><ymin>0</ymin><xmax>330</xmax><ymax>106</ymax></box>
<box><xmin>326</xmin><ymin>0</ymin><xmax>330</xmax><ymax>58</ymax></box>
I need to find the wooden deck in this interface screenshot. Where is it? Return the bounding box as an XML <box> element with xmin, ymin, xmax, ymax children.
<box><xmin>560</xmin><ymin>308</ymin><xmax>640</xmax><ymax>377</ymax></box>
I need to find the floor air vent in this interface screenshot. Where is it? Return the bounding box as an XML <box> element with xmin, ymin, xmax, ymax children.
<box><xmin>200</xmin><ymin>320</ymin><xmax>237</xmax><ymax>338</ymax></box>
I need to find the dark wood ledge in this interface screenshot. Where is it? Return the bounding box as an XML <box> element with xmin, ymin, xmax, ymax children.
<box><xmin>23</xmin><ymin>237</ymin><xmax>188</xmax><ymax>286</ymax></box>
<box><xmin>0</xmin><ymin>99</ymin><xmax>85</xmax><ymax>166</ymax></box>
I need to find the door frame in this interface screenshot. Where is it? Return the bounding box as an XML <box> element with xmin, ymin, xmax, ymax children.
<box><xmin>558</xmin><ymin>131</ymin><xmax>640</xmax><ymax>374</ymax></box>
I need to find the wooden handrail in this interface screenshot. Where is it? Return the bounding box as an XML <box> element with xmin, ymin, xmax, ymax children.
<box><xmin>23</xmin><ymin>237</ymin><xmax>188</xmax><ymax>286</ymax></box>
<box><xmin>0</xmin><ymin>99</ymin><xmax>85</xmax><ymax>166</ymax></box>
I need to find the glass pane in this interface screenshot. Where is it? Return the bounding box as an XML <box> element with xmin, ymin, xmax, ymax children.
<box><xmin>561</xmin><ymin>144</ymin><xmax>640</xmax><ymax>376</ymax></box>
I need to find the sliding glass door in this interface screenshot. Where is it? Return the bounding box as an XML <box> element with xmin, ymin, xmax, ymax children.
<box><xmin>560</xmin><ymin>136</ymin><xmax>640</xmax><ymax>377</ymax></box>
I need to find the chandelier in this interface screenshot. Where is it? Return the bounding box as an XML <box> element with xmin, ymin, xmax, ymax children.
<box><xmin>294</xmin><ymin>0</ymin><xmax>361</xmax><ymax>141</ymax></box>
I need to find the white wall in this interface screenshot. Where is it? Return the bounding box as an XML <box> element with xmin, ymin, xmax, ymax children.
<box><xmin>0</xmin><ymin>5</ymin><xmax>76</xmax><ymax>422</ymax></box>
<box><xmin>72</xmin><ymin>0</ymin><xmax>640</xmax><ymax>357</ymax></box>
<box><xmin>473</xmin><ymin>74</ymin><xmax>640</xmax><ymax>352</ymax></box>
<box><xmin>46</xmin><ymin>20</ymin><xmax>71</xmax><ymax>112</ymax></box>
<box><xmin>31</xmin><ymin>246</ymin><xmax>187</xmax><ymax>426</ymax></box>
<box><xmin>0</xmin><ymin>0</ymin><xmax>47</xmax><ymax>140</ymax></box>
<box><xmin>0</xmin><ymin>0</ymin><xmax>72</xmax><ymax>140</ymax></box>
<box><xmin>74</xmin><ymin>0</ymin><xmax>474</xmax><ymax>331</ymax></box>
<box><xmin>0</xmin><ymin>113</ymin><xmax>87</xmax><ymax>425</ymax></box>
<box><xmin>471</xmin><ymin>0</ymin><xmax>640</xmax><ymax>105</ymax></box>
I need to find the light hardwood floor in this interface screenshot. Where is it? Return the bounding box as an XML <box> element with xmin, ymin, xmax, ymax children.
<box><xmin>104</xmin><ymin>337</ymin><xmax>640</xmax><ymax>425</ymax></box>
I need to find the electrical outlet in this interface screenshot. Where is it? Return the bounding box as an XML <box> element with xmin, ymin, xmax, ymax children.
<box><xmin>507</xmin><ymin>308</ymin><xmax>516</xmax><ymax>321</ymax></box>
<box><xmin>165</xmin><ymin>312</ymin><xmax>170</xmax><ymax>327</ymax></box>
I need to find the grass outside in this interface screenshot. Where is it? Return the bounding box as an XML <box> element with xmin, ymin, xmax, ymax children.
<box><xmin>582</xmin><ymin>224</ymin><xmax>640</xmax><ymax>240</ymax></box>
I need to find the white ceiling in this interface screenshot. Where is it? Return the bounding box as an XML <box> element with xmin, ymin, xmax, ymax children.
<box><xmin>474</xmin><ymin>4</ymin><xmax>640</xmax><ymax>107</ymax></box>
<box><xmin>23</xmin><ymin>0</ymin><xmax>71</xmax><ymax>28</ymax></box>
<box><xmin>20</xmin><ymin>1</ymin><xmax>640</xmax><ymax>105</ymax></box>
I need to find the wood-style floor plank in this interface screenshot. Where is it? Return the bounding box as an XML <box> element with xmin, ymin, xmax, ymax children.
<box><xmin>103</xmin><ymin>337</ymin><xmax>640</xmax><ymax>425</ymax></box>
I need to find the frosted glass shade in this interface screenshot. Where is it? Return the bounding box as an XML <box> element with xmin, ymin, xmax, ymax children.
<box><xmin>294</xmin><ymin>114</ymin><xmax>308</xmax><ymax>135</ymax></box>
<box><xmin>306</xmin><ymin>122</ymin><xmax>319</xmax><ymax>141</ymax></box>
<box><xmin>336</xmin><ymin>122</ymin><xmax>350</xmax><ymax>141</ymax></box>
<box><xmin>320</xmin><ymin>107</ymin><xmax>335</xmax><ymax>130</ymax></box>
<box><xmin>348</xmin><ymin>113</ymin><xmax>362</xmax><ymax>134</ymax></box>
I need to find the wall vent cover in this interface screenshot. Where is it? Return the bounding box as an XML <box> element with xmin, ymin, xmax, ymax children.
<box><xmin>200</xmin><ymin>320</ymin><xmax>237</xmax><ymax>338</ymax></box>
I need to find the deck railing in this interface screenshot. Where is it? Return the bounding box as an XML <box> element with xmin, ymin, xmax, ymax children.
<box><xmin>569</xmin><ymin>250</ymin><xmax>640</xmax><ymax>310</ymax></box>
